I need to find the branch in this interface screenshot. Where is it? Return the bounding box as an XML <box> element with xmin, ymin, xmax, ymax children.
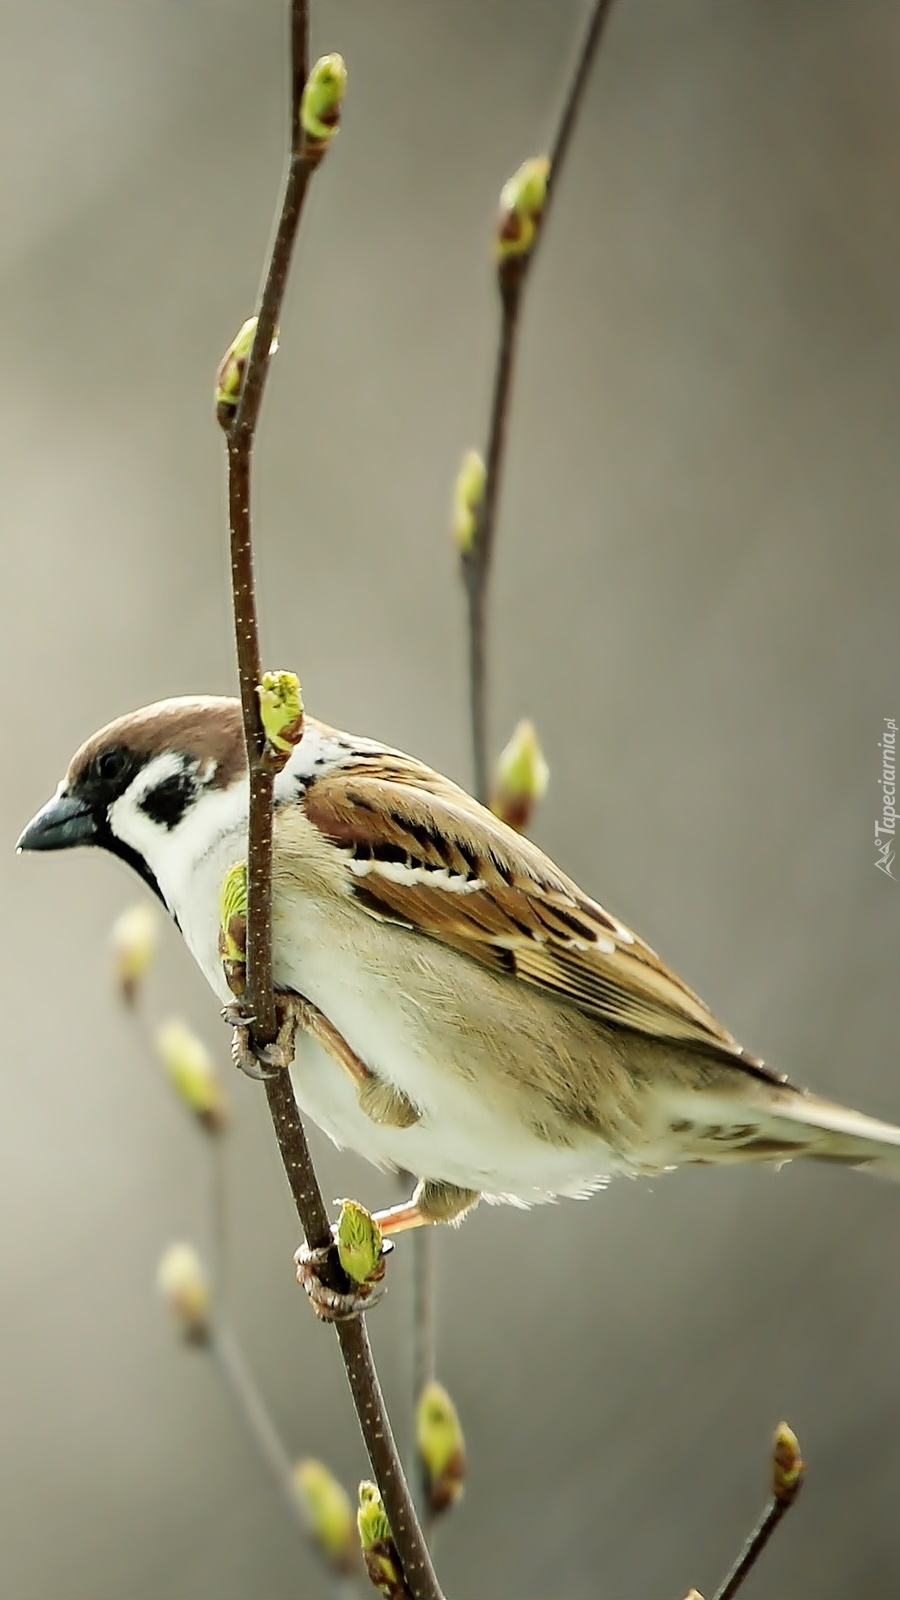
<box><xmin>461</xmin><ymin>0</ymin><xmax>618</xmax><ymax>802</ymax></box>
<box><xmin>708</xmin><ymin>1423</ymin><xmax>805</xmax><ymax>1600</ymax></box>
<box><xmin>219</xmin><ymin>7</ymin><xmax>445</xmax><ymax>1599</ymax></box>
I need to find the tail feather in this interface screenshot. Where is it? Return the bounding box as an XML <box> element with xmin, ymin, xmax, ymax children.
<box><xmin>660</xmin><ymin>1083</ymin><xmax>900</xmax><ymax>1182</ymax></box>
<box><xmin>765</xmin><ymin>1090</ymin><xmax>900</xmax><ymax>1181</ymax></box>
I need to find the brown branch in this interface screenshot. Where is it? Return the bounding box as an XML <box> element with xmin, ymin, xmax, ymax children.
<box><xmin>411</xmin><ymin>1221</ymin><xmax>438</xmax><ymax>1537</ymax></box>
<box><xmin>210</xmin><ymin>1319</ymin><xmax>311</xmax><ymax>1535</ymax></box>
<box><xmin>462</xmin><ymin>0</ymin><xmax>618</xmax><ymax>804</ymax></box>
<box><xmin>710</xmin><ymin>1424</ymin><xmax>805</xmax><ymax>1600</ymax></box>
<box><xmin>263</xmin><ymin>1074</ymin><xmax>444</xmax><ymax>1600</ymax></box>
<box><xmin>221</xmin><ymin>6</ymin><xmax>445</xmax><ymax>1599</ymax></box>
<box><xmin>710</xmin><ymin>1498</ymin><xmax>793</xmax><ymax>1600</ymax></box>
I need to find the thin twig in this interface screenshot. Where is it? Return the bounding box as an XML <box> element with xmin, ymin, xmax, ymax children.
<box><xmin>210</xmin><ymin>1319</ymin><xmax>308</xmax><ymax>1531</ymax></box>
<box><xmin>411</xmin><ymin>1222</ymin><xmax>437</xmax><ymax>1540</ymax></box>
<box><xmin>710</xmin><ymin>1425</ymin><xmax>804</xmax><ymax>1600</ymax></box>
<box><xmin>263</xmin><ymin>1073</ymin><xmax>445</xmax><ymax>1600</ymax></box>
<box><xmin>544</xmin><ymin>0</ymin><xmax>618</xmax><ymax>222</ymax></box>
<box><xmin>210</xmin><ymin>1321</ymin><xmax>362</xmax><ymax>1600</ymax></box>
<box><xmin>462</xmin><ymin>0</ymin><xmax>618</xmax><ymax>802</ymax></box>
<box><xmin>463</xmin><ymin>281</ymin><xmax>520</xmax><ymax>803</ymax></box>
<box><xmin>711</xmin><ymin>1497</ymin><xmax>793</xmax><ymax>1600</ymax></box>
<box><xmin>222</xmin><ymin>7</ymin><xmax>445</xmax><ymax>1598</ymax></box>
<box><xmin>209</xmin><ymin>1136</ymin><xmax>229</xmax><ymax>1300</ymax></box>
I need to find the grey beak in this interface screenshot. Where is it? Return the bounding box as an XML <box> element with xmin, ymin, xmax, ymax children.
<box><xmin>17</xmin><ymin>791</ymin><xmax>98</xmax><ymax>853</ymax></box>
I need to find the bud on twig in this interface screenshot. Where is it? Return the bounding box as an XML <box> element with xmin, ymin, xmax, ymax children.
<box><xmin>415</xmin><ymin>1380</ymin><xmax>466</xmax><ymax>1515</ymax></box>
<box><xmin>218</xmin><ymin>860</ymin><xmax>248</xmax><ymax>996</ymax></box>
<box><xmin>157</xmin><ymin>1243</ymin><xmax>211</xmax><ymax>1344</ymax></box>
<box><xmin>257</xmin><ymin>669</ymin><xmax>305</xmax><ymax>766</ymax></box>
<box><xmin>336</xmin><ymin>1200</ymin><xmax>384</xmax><ymax>1286</ymax></box>
<box><xmin>294</xmin><ymin>1458</ymin><xmax>356</xmax><ymax>1574</ymax></box>
<box><xmin>300</xmin><ymin>53</ymin><xmax>347</xmax><ymax>158</ymax></box>
<box><xmin>451</xmin><ymin>449</ymin><xmax>486</xmax><ymax>557</ymax></box>
<box><xmin>357</xmin><ymin>1481</ymin><xmax>410</xmax><ymax>1599</ymax></box>
<box><xmin>490</xmin><ymin>718</ymin><xmax>549</xmax><ymax>832</ymax></box>
<box><xmin>772</xmin><ymin>1422</ymin><xmax>804</xmax><ymax>1506</ymax></box>
<box><xmin>156</xmin><ymin>1019</ymin><xmax>229</xmax><ymax>1134</ymax></box>
<box><xmin>215</xmin><ymin>316</ymin><xmax>279</xmax><ymax>429</ymax></box>
<box><xmin>496</xmin><ymin>156</ymin><xmax>550</xmax><ymax>269</ymax></box>
<box><xmin>110</xmin><ymin>902</ymin><xmax>159</xmax><ymax>1006</ymax></box>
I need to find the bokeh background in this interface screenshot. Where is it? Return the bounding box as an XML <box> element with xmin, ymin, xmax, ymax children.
<box><xmin>3</xmin><ymin>2</ymin><xmax>900</xmax><ymax>1596</ymax></box>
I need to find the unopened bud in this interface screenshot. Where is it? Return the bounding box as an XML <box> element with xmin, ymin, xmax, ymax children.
<box><xmin>215</xmin><ymin>316</ymin><xmax>278</xmax><ymax>429</ymax></box>
<box><xmin>294</xmin><ymin>1459</ymin><xmax>356</xmax><ymax>1573</ymax></box>
<box><xmin>156</xmin><ymin>1019</ymin><xmax>229</xmax><ymax>1134</ymax></box>
<box><xmin>451</xmin><ymin>448</ymin><xmax>486</xmax><ymax>557</ymax></box>
<box><xmin>357</xmin><ymin>1482</ymin><xmax>407</xmax><ymax>1599</ymax></box>
<box><xmin>490</xmin><ymin>718</ymin><xmax>549</xmax><ymax>832</ymax></box>
<box><xmin>336</xmin><ymin>1200</ymin><xmax>384</xmax><ymax>1286</ymax></box>
<box><xmin>416</xmin><ymin>1380</ymin><xmax>466</xmax><ymax>1515</ymax></box>
<box><xmin>110</xmin><ymin>902</ymin><xmax>159</xmax><ymax>1005</ymax></box>
<box><xmin>257</xmin><ymin>670</ymin><xmax>305</xmax><ymax>764</ymax></box>
<box><xmin>300</xmin><ymin>53</ymin><xmax>347</xmax><ymax>154</ymax></box>
<box><xmin>772</xmin><ymin>1421</ymin><xmax>804</xmax><ymax>1505</ymax></box>
<box><xmin>218</xmin><ymin>860</ymin><xmax>247</xmax><ymax>996</ymax></box>
<box><xmin>496</xmin><ymin>155</ymin><xmax>550</xmax><ymax>267</ymax></box>
<box><xmin>157</xmin><ymin>1243</ymin><xmax>211</xmax><ymax>1343</ymax></box>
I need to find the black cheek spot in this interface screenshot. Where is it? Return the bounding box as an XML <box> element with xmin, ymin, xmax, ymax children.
<box><xmin>139</xmin><ymin>772</ymin><xmax>194</xmax><ymax>830</ymax></box>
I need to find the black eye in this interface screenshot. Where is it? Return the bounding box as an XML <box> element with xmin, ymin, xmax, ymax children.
<box><xmin>94</xmin><ymin>747</ymin><xmax>129</xmax><ymax>785</ymax></box>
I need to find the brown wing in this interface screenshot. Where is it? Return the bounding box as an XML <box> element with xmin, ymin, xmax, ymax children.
<box><xmin>303</xmin><ymin>756</ymin><xmax>761</xmax><ymax>1065</ymax></box>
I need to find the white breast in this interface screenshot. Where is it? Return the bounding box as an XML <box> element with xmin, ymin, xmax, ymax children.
<box><xmin>165</xmin><ymin>799</ymin><xmax>620</xmax><ymax>1206</ymax></box>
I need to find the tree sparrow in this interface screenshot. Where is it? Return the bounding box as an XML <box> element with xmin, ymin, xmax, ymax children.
<box><xmin>18</xmin><ymin>696</ymin><xmax>900</xmax><ymax>1246</ymax></box>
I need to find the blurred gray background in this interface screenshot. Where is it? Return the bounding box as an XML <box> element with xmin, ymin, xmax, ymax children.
<box><xmin>2</xmin><ymin>1</ymin><xmax>900</xmax><ymax>1596</ymax></box>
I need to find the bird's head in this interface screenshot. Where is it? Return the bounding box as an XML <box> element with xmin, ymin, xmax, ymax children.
<box><xmin>17</xmin><ymin>697</ymin><xmax>248</xmax><ymax>907</ymax></box>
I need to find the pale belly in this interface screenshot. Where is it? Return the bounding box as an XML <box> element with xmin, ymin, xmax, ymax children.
<box><xmin>173</xmin><ymin>833</ymin><xmax>626</xmax><ymax>1204</ymax></box>
<box><xmin>286</xmin><ymin>1029</ymin><xmax>617</xmax><ymax>1204</ymax></box>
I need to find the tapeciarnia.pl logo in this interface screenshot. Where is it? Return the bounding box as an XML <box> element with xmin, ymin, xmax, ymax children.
<box><xmin>875</xmin><ymin>717</ymin><xmax>897</xmax><ymax>879</ymax></box>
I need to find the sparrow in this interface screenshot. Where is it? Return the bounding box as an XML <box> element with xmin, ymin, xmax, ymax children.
<box><xmin>17</xmin><ymin>696</ymin><xmax>900</xmax><ymax>1263</ymax></box>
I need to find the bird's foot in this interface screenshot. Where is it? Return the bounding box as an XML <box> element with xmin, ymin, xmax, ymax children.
<box><xmin>223</xmin><ymin>997</ymin><xmax>300</xmax><ymax>1082</ymax></box>
<box><xmin>294</xmin><ymin>1235</ymin><xmax>392</xmax><ymax>1323</ymax></box>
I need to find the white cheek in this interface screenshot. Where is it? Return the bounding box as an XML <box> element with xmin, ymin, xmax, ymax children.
<box><xmin>108</xmin><ymin>759</ymin><xmax>249</xmax><ymax>920</ymax></box>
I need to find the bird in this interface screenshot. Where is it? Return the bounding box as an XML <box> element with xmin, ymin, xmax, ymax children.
<box><xmin>17</xmin><ymin>694</ymin><xmax>900</xmax><ymax>1310</ymax></box>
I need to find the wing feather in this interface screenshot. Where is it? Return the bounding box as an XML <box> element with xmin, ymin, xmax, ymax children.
<box><xmin>302</xmin><ymin>757</ymin><xmax>755</xmax><ymax>1064</ymax></box>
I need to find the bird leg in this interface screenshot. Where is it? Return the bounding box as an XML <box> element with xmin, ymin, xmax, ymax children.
<box><xmin>373</xmin><ymin>1179</ymin><xmax>481</xmax><ymax>1236</ymax></box>
<box><xmin>225</xmin><ymin>993</ymin><xmax>420</xmax><ymax>1128</ymax></box>
<box><xmin>294</xmin><ymin>1181</ymin><xmax>479</xmax><ymax>1322</ymax></box>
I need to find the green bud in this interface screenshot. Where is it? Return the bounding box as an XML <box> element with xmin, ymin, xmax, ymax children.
<box><xmin>218</xmin><ymin>860</ymin><xmax>248</xmax><ymax>996</ymax></box>
<box><xmin>293</xmin><ymin>1459</ymin><xmax>356</xmax><ymax>1572</ymax></box>
<box><xmin>257</xmin><ymin>669</ymin><xmax>305</xmax><ymax>760</ymax></box>
<box><xmin>416</xmin><ymin>1380</ymin><xmax>466</xmax><ymax>1515</ymax></box>
<box><xmin>156</xmin><ymin>1019</ymin><xmax>229</xmax><ymax>1134</ymax></box>
<box><xmin>451</xmin><ymin>448</ymin><xmax>486</xmax><ymax>556</ymax></box>
<box><xmin>490</xmin><ymin>719</ymin><xmax>549</xmax><ymax>833</ymax></box>
<box><xmin>357</xmin><ymin>1482</ymin><xmax>406</xmax><ymax>1598</ymax></box>
<box><xmin>772</xmin><ymin>1422</ymin><xmax>804</xmax><ymax>1505</ymax></box>
<box><xmin>336</xmin><ymin>1199</ymin><xmax>383</xmax><ymax>1285</ymax></box>
<box><xmin>157</xmin><ymin>1242</ymin><xmax>211</xmax><ymax>1343</ymax></box>
<box><xmin>110</xmin><ymin>902</ymin><xmax>159</xmax><ymax>1005</ymax></box>
<box><xmin>357</xmin><ymin>1481</ymin><xmax>392</xmax><ymax>1551</ymax></box>
<box><xmin>214</xmin><ymin>316</ymin><xmax>278</xmax><ymax>428</ymax></box>
<box><xmin>300</xmin><ymin>53</ymin><xmax>347</xmax><ymax>150</ymax></box>
<box><xmin>496</xmin><ymin>155</ymin><xmax>550</xmax><ymax>264</ymax></box>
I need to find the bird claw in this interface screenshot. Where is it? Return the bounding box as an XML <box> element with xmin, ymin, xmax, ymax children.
<box><xmin>224</xmin><ymin>1000</ymin><xmax>299</xmax><ymax>1081</ymax></box>
<box><xmin>294</xmin><ymin>1236</ymin><xmax>393</xmax><ymax>1323</ymax></box>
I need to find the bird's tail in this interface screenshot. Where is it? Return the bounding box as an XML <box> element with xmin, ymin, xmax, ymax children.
<box><xmin>660</xmin><ymin>1080</ymin><xmax>900</xmax><ymax>1182</ymax></box>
